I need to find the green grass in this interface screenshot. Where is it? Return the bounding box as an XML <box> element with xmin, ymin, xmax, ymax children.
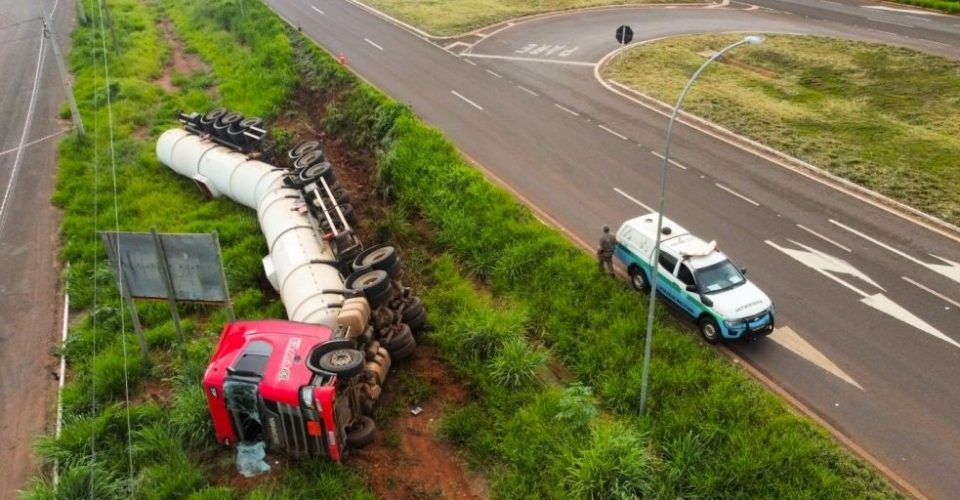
<box><xmin>602</xmin><ymin>34</ymin><xmax>960</xmax><ymax>226</ymax></box>
<box><xmin>363</xmin><ymin>0</ymin><xmax>708</xmax><ymax>37</ymax></box>
<box><xmin>286</xmin><ymin>25</ymin><xmax>899</xmax><ymax>496</ymax></box>
<box><xmin>890</xmin><ymin>0</ymin><xmax>960</xmax><ymax>13</ymax></box>
<box><xmin>28</xmin><ymin>0</ymin><xmax>370</xmax><ymax>497</ymax></box>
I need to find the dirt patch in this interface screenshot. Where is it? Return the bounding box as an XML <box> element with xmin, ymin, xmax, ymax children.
<box><xmin>351</xmin><ymin>346</ymin><xmax>488</xmax><ymax>500</ymax></box>
<box><xmin>275</xmin><ymin>85</ymin><xmax>489</xmax><ymax>499</ymax></box>
<box><xmin>156</xmin><ymin>18</ymin><xmax>209</xmax><ymax>92</ymax></box>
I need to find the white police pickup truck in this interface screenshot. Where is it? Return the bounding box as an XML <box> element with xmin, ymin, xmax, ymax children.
<box><xmin>614</xmin><ymin>213</ymin><xmax>775</xmax><ymax>343</ymax></box>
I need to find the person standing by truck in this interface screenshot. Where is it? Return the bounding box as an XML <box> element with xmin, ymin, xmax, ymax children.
<box><xmin>598</xmin><ymin>225</ymin><xmax>616</xmax><ymax>276</ymax></box>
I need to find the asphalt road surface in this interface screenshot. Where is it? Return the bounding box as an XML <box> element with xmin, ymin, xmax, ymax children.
<box><xmin>267</xmin><ymin>0</ymin><xmax>959</xmax><ymax>497</ymax></box>
<box><xmin>0</xmin><ymin>0</ymin><xmax>71</xmax><ymax>495</ymax></box>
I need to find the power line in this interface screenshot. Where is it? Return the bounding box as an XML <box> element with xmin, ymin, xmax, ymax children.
<box><xmin>95</xmin><ymin>0</ymin><xmax>135</xmax><ymax>491</ymax></box>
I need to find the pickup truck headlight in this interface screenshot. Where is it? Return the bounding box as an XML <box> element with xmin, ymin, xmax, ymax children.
<box><xmin>723</xmin><ymin>319</ymin><xmax>744</xmax><ymax>329</ymax></box>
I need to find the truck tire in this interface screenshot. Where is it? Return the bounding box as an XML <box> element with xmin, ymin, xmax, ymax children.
<box><xmin>345</xmin><ymin>270</ymin><xmax>390</xmax><ymax>299</ymax></box>
<box><xmin>390</xmin><ymin>337</ymin><xmax>416</xmax><ymax>361</ymax></box>
<box><xmin>352</xmin><ymin>245</ymin><xmax>399</xmax><ymax>278</ymax></box>
<box><xmin>317</xmin><ymin>348</ymin><xmax>365</xmax><ymax>378</ymax></box>
<box><xmin>404</xmin><ymin>308</ymin><xmax>427</xmax><ymax>333</ymax></box>
<box><xmin>400</xmin><ymin>297</ymin><xmax>423</xmax><ymax>322</ymax></box>
<box><xmin>289</xmin><ymin>140</ymin><xmax>321</xmax><ymax>161</ymax></box>
<box><xmin>346</xmin><ymin>416</ymin><xmax>375</xmax><ymax>448</ymax></box>
<box><xmin>384</xmin><ymin>324</ymin><xmax>413</xmax><ymax>352</ymax></box>
<box><xmin>698</xmin><ymin>316</ymin><xmax>722</xmax><ymax>344</ymax></box>
<box><xmin>629</xmin><ymin>266</ymin><xmax>651</xmax><ymax>293</ymax></box>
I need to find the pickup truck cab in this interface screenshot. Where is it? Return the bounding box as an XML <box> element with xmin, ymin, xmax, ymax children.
<box><xmin>614</xmin><ymin>213</ymin><xmax>775</xmax><ymax>342</ymax></box>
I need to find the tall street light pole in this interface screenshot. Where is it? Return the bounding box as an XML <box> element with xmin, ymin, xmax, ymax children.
<box><xmin>638</xmin><ymin>35</ymin><xmax>764</xmax><ymax>415</ymax></box>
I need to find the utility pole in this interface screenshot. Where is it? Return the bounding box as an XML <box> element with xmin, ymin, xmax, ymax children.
<box><xmin>42</xmin><ymin>16</ymin><xmax>85</xmax><ymax>138</ymax></box>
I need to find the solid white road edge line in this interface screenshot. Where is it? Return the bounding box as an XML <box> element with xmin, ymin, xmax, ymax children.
<box><xmin>554</xmin><ymin>103</ymin><xmax>579</xmax><ymax>116</ymax></box>
<box><xmin>364</xmin><ymin>38</ymin><xmax>383</xmax><ymax>50</ymax></box>
<box><xmin>614</xmin><ymin>187</ymin><xmax>653</xmax><ymax>212</ymax></box>
<box><xmin>0</xmin><ymin>23</ymin><xmax>46</xmax><ymax>241</ymax></box>
<box><xmin>598</xmin><ymin>124</ymin><xmax>627</xmax><ymax>140</ymax></box>
<box><xmin>797</xmin><ymin>224</ymin><xmax>852</xmax><ymax>253</ymax></box>
<box><xmin>716</xmin><ymin>183</ymin><xmax>760</xmax><ymax>207</ymax></box>
<box><xmin>451</xmin><ymin>90</ymin><xmax>483</xmax><ymax>110</ymax></box>
<box><xmin>902</xmin><ymin>276</ymin><xmax>960</xmax><ymax>309</ymax></box>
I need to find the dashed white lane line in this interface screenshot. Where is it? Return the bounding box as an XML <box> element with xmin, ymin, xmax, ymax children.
<box><xmin>517</xmin><ymin>85</ymin><xmax>538</xmax><ymax>96</ymax></box>
<box><xmin>463</xmin><ymin>58</ymin><xmax>477</xmax><ymax>66</ymax></box>
<box><xmin>485</xmin><ymin>69</ymin><xmax>502</xmax><ymax>78</ymax></box>
<box><xmin>451</xmin><ymin>90</ymin><xmax>483</xmax><ymax>110</ymax></box>
<box><xmin>614</xmin><ymin>187</ymin><xmax>653</xmax><ymax>212</ymax></box>
<box><xmin>797</xmin><ymin>224</ymin><xmax>852</xmax><ymax>253</ymax></box>
<box><xmin>554</xmin><ymin>103</ymin><xmax>579</xmax><ymax>117</ymax></box>
<box><xmin>364</xmin><ymin>38</ymin><xmax>384</xmax><ymax>50</ymax></box>
<box><xmin>902</xmin><ymin>277</ymin><xmax>960</xmax><ymax>309</ymax></box>
<box><xmin>598</xmin><ymin>124</ymin><xmax>628</xmax><ymax>140</ymax></box>
<box><xmin>462</xmin><ymin>53</ymin><xmax>597</xmax><ymax>67</ymax></box>
<box><xmin>829</xmin><ymin>218</ymin><xmax>960</xmax><ymax>285</ymax></box>
<box><xmin>311</xmin><ymin>5</ymin><xmax>324</xmax><ymax>14</ymax></box>
<box><xmin>868</xmin><ymin>17</ymin><xmax>914</xmax><ymax>28</ymax></box>
<box><xmin>716</xmin><ymin>183</ymin><xmax>760</xmax><ymax>207</ymax></box>
<box><xmin>650</xmin><ymin>151</ymin><xmax>689</xmax><ymax>170</ymax></box>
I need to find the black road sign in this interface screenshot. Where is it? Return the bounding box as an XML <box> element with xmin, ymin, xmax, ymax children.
<box><xmin>616</xmin><ymin>25</ymin><xmax>633</xmax><ymax>45</ymax></box>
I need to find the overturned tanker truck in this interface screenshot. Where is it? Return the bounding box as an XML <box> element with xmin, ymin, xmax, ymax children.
<box><xmin>156</xmin><ymin>108</ymin><xmax>426</xmax><ymax>462</ymax></box>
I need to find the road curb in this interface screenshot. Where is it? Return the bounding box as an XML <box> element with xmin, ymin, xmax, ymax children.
<box><xmin>593</xmin><ymin>39</ymin><xmax>960</xmax><ymax>244</ymax></box>
<box><xmin>721</xmin><ymin>347</ymin><xmax>926</xmax><ymax>500</ymax></box>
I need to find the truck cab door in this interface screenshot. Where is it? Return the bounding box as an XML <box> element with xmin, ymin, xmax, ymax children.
<box><xmin>655</xmin><ymin>251</ymin><xmax>684</xmax><ymax>307</ymax></box>
<box><xmin>674</xmin><ymin>262</ymin><xmax>703</xmax><ymax>317</ymax></box>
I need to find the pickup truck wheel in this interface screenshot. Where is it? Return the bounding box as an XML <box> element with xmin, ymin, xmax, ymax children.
<box><xmin>698</xmin><ymin>317</ymin><xmax>722</xmax><ymax>344</ymax></box>
<box><xmin>346</xmin><ymin>416</ymin><xmax>375</xmax><ymax>448</ymax></box>
<box><xmin>629</xmin><ymin>266</ymin><xmax>650</xmax><ymax>292</ymax></box>
<box><xmin>318</xmin><ymin>348</ymin><xmax>365</xmax><ymax>377</ymax></box>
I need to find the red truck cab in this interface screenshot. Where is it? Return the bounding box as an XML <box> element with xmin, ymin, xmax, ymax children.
<box><xmin>203</xmin><ymin>320</ymin><xmax>369</xmax><ymax>463</ymax></box>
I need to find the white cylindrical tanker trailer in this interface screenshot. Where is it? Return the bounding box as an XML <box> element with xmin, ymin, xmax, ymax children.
<box><xmin>156</xmin><ymin>109</ymin><xmax>425</xmax><ymax>461</ymax></box>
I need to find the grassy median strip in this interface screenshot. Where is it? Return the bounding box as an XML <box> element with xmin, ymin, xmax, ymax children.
<box><xmin>30</xmin><ymin>0</ymin><xmax>371</xmax><ymax>497</ymax></box>
<box><xmin>362</xmin><ymin>0</ymin><xmax>707</xmax><ymax>37</ymax></box>
<box><xmin>602</xmin><ymin>34</ymin><xmax>960</xmax><ymax>226</ymax></box>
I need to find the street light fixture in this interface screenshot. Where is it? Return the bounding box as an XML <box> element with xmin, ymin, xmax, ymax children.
<box><xmin>638</xmin><ymin>35</ymin><xmax>764</xmax><ymax>415</ymax></box>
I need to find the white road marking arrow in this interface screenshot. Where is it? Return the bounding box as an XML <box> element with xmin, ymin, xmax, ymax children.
<box><xmin>769</xmin><ymin>326</ymin><xmax>863</xmax><ymax>390</ymax></box>
<box><xmin>830</xmin><ymin>219</ymin><xmax>960</xmax><ymax>285</ymax></box>
<box><xmin>766</xmin><ymin>240</ymin><xmax>959</xmax><ymax>349</ymax></box>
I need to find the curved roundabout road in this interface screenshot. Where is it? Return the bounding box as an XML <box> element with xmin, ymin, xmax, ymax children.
<box><xmin>267</xmin><ymin>0</ymin><xmax>960</xmax><ymax>496</ymax></box>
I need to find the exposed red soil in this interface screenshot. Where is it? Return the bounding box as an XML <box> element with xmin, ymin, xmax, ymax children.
<box><xmin>156</xmin><ymin>18</ymin><xmax>209</xmax><ymax>92</ymax></box>
<box><xmin>281</xmin><ymin>85</ymin><xmax>489</xmax><ymax>499</ymax></box>
<box><xmin>351</xmin><ymin>346</ymin><xmax>489</xmax><ymax>500</ymax></box>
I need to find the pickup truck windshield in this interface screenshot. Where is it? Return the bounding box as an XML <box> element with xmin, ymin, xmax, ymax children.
<box><xmin>696</xmin><ymin>260</ymin><xmax>745</xmax><ymax>294</ymax></box>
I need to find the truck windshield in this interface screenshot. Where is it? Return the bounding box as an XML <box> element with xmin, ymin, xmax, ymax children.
<box><xmin>696</xmin><ymin>260</ymin><xmax>745</xmax><ymax>294</ymax></box>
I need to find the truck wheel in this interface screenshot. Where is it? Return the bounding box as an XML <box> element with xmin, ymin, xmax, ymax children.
<box><xmin>318</xmin><ymin>348</ymin><xmax>365</xmax><ymax>377</ymax></box>
<box><xmin>390</xmin><ymin>337</ymin><xmax>417</xmax><ymax>361</ymax></box>
<box><xmin>698</xmin><ymin>317</ymin><xmax>722</xmax><ymax>344</ymax></box>
<box><xmin>404</xmin><ymin>308</ymin><xmax>427</xmax><ymax>333</ymax></box>
<box><xmin>401</xmin><ymin>297</ymin><xmax>423</xmax><ymax>322</ymax></box>
<box><xmin>346</xmin><ymin>270</ymin><xmax>391</xmax><ymax>298</ymax></box>
<box><xmin>346</xmin><ymin>416</ymin><xmax>375</xmax><ymax>449</ymax></box>
<box><xmin>353</xmin><ymin>245</ymin><xmax>399</xmax><ymax>277</ymax></box>
<box><xmin>629</xmin><ymin>266</ymin><xmax>650</xmax><ymax>292</ymax></box>
<box><xmin>385</xmin><ymin>324</ymin><xmax>414</xmax><ymax>352</ymax></box>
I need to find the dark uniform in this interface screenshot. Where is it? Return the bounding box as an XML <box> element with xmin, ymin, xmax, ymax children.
<box><xmin>598</xmin><ymin>226</ymin><xmax>616</xmax><ymax>275</ymax></box>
